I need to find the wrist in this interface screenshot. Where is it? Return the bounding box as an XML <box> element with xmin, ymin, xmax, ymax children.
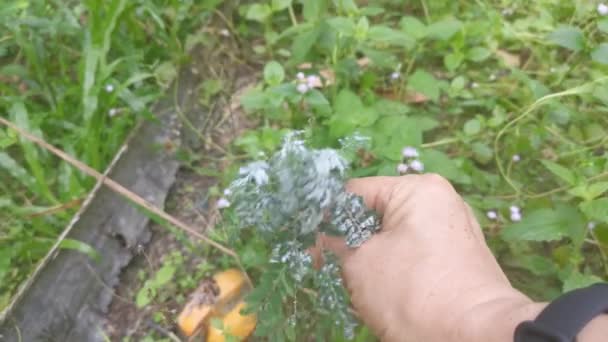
<box><xmin>457</xmin><ymin>287</ymin><xmax>544</xmax><ymax>342</ymax></box>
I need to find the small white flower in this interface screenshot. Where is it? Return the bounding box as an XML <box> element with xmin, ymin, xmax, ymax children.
<box><xmin>549</xmin><ymin>67</ymin><xmax>557</xmax><ymax>73</ymax></box>
<box><xmin>306</xmin><ymin>75</ymin><xmax>322</xmax><ymax>88</ymax></box>
<box><xmin>105</xmin><ymin>84</ymin><xmax>114</xmax><ymax>93</ymax></box>
<box><xmin>588</xmin><ymin>222</ymin><xmax>597</xmax><ymax>231</ymax></box>
<box><xmin>108</xmin><ymin>108</ymin><xmax>118</xmax><ymax>117</ymax></box>
<box><xmin>512</xmin><ymin>154</ymin><xmax>521</xmax><ymax>162</ymax></box>
<box><xmin>510</xmin><ymin>211</ymin><xmax>522</xmax><ymax>222</ymax></box>
<box><xmin>296</xmin><ymin>83</ymin><xmax>309</xmax><ymax>94</ymax></box>
<box><xmin>296</xmin><ymin>72</ymin><xmax>305</xmax><ymax>80</ymax></box>
<box><xmin>397</xmin><ymin>163</ymin><xmax>409</xmax><ymax>174</ymax></box>
<box><xmin>223</xmin><ymin>188</ymin><xmax>232</xmax><ymax>196</ymax></box>
<box><xmin>390</xmin><ymin>72</ymin><xmax>400</xmax><ymax>80</ymax></box>
<box><xmin>219</xmin><ymin>29</ymin><xmax>230</xmax><ymax>37</ymax></box>
<box><xmin>488</xmin><ymin>74</ymin><xmax>497</xmax><ymax>81</ymax></box>
<box><xmin>486</xmin><ymin>210</ymin><xmax>498</xmax><ymax>220</ymax></box>
<box><xmin>409</xmin><ymin>159</ymin><xmax>424</xmax><ymax>172</ymax></box>
<box><xmin>598</xmin><ymin>3</ymin><xmax>608</xmax><ymax>15</ymax></box>
<box><xmin>401</xmin><ymin>146</ymin><xmax>419</xmax><ymax>158</ymax></box>
<box><xmin>471</xmin><ymin>82</ymin><xmax>479</xmax><ymax>89</ymax></box>
<box><xmin>510</xmin><ymin>205</ymin><xmax>520</xmax><ymax>214</ymax></box>
<box><xmin>217</xmin><ymin>198</ymin><xmax>231</xmax><ymax>209</ymax></box>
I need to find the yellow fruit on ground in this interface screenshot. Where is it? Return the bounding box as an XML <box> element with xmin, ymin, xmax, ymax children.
<box><xmin>207</xmin><ymin>301</ymin><xmax>257</xmax><ymax>342</ymax></box>
<box><xmin>177</xmin><ymin>269</ymin><xmax>247</xmax><ymax>337</ymax></box>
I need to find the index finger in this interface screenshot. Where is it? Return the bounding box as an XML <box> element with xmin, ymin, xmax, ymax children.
<box><xmin>345</xmin><ymin>176</ymin><xmax>402</xmax><ymax>214</ymax></box>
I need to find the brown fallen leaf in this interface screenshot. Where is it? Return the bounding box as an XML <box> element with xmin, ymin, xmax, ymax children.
<box><xmin>495</xmin><ymin>49</ymin><xmax>520</xmax><ymax>68</ymax></box>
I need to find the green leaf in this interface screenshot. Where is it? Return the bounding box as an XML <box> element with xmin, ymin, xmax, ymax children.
<box><xmin>541</xmin><ymin>160</ymin><xmax>576</xmax><ymax>185</ymax></box>
<box><xmin>327</xmin><ymin>17</ymin><xmax>356</xmax><ymax>36</ymax></box>
<box><xmin>329</xmin><ymin>90</ymin><xmax>378</xmax><ymax>138</ymax></box>
<box><xmin>471</xmin><ymin>142</ymin><xmax>493</xmax><ymax>164</ymax></box>
<box><xmin>354</xmin><ymin>17</ymin><xmax>369</xmax><ymax>41</ymax></box>
<box><xmin>568</xmin><ymin>182</ymin><xmax>608</xmax><ymax>201</ymax></box>
<box><xmin>463</xmin><ymin>118</ymin><xmax>481</xmax><ymax>135</ymax></box>
<box><xmin>444</xmin><ymin>52</ymin><xmax>463</xmax><ymax>71</ymax></box>
<box><xmin>591</xmin><ymin>43</ymin><xmax>608</xmax><ymax>65</ymax></box>
<box><xmin>547</xmin><ymin>26</ymin><xmax>585</xmax><ymax>52</ymax></box>
<box><xmin>368</xmin><ymin>116</ymin><xmax>422</xmax><ymax>160</ymax></box>
<box><xmin>426</xmin><ymin>18</ymin><xmax>462</xmax><ymax>41</ymax></box>
<box><xmin>302</xmin><ymin>0</ymin><xmax>327</xmax><ymax>21</ymax></box>
<box><xmin>466</xmin><ymin>47</ymin><xmax>491</xmax><ymax>62</ymax></box>
<box><xmin>263</xmin><ymin>61</ymin><xmax>285</xmax><ymax>86</ymax></box>
<box><xmin>58</xmin><ymin>239</ymin><xmax>101</xmax><ymax>262</ymax></box>
<box><xmin>408</xmin><ymin>70</ymin><xmax>440</xmax><ymax>102</ymax></box>
<box><xmin>502</xmin><ymin>206</ymin><xmax>584</xmax><ymax>242</ymax></box>
<box><xmin>0</xmin><ymin>152</ymin><xmax>34</xmax><ymax>189</ymax></box>
<box><xmin>399</xmin><ymin>16</ymin><xmax>426</xmax><ymax>40</ymax></box>
<box><xmin>562</xmin><ymin>271</ymin><xmax>604</xmax><ymax>292</ymax></box>
<box><xmin>598</xmin><ymin>18</ymin><xmax>608</xmax><ymax>33</ymax></box>
<box><xmin>580</xmin><ymin>198</ymin><xmax>608</xmax><ymax>224</ymax></box>
<box><xmin>136</xmin><ymin>283</ymin><xmax>155</xmax><ymax>308</ymax></box>
<box><xmin>154</xmin><ymin>263</ymin><xmax>176</xmax><ymax>286</ymax></box>
<box><xmin>154</xmin><ymin>61</ymin><xmax>177</xmax><ymax>88</ymax></box>
<box><xmin>367</xmin><ymin>26</ymin><xmax>414</xmax><ymax>48</ymax></box>
<box><xmin>291</xmin><ymin>27</ymin><xmax>320</xmax><ymax>61</ymax></box>
<box><xmin>421</xmin><ymin>149</ymin><xmax>471</xmax><ymax>185</ymax></box>
<box><xmin>246</xmin><ymin>4</ymin><xmax>272</xmax><ymax>22</ymax></box>
<box><xmin>271</xmin><ymin>0</ymin><xmax>292</xmax><ymax>12</ymax></box>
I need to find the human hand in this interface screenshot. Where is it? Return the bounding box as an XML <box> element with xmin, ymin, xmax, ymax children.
<box><xmin>317</xmin><ymin>175</ymin><xmax>542</xmax><ymax>341</ymax></box>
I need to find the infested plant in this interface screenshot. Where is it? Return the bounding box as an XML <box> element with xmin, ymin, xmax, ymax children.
<box><xmin>223</xmin><ymin>132</ymin><xmax>379</xmax><ymax>339</ymax></box>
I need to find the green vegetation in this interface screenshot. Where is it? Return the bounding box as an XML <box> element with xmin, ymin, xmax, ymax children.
<box><xmin>3</xmin><ymin>0</ymin><xmax>608</xmax><ymax>340</ymax></box>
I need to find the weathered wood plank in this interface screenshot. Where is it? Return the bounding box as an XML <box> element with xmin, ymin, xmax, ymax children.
<box><xmin>0</xmin><ymin>67</ymin><xmax>199</xmax><ymax>341</ymax></box>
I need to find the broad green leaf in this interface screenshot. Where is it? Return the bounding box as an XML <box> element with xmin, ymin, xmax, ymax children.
<box><xmin>580</xmin><ymin>198</ymin><xmax>608</xmax><ymax>224</ymax></box>
<box><xmin>426</xmin><ymin>18</ymin><xmax>462</xmax><ymax>41</ymax></box>
<box><xmin>502</xmin><ymin>206</ymin><xmax>584</xmax><ymax>242</ymax></box>
<box><xmin>541</xmin><ymin>160</ymin><xmax>576</xmax><ymax>185</ymax></box>
<box><xmin>367</xmin><ymin>26</ymin><xmax>414</xmax><ymax>48</ymax></box>
<box><xmin>591</xmin><ymin>43</ymin><xmax>608</xmax><ymax>65</ymax></box>
<box><xmin>562</xmin><ymin>271</ymin><xmax>604</xmax><ymax>292</ymax></box>
<box><xmin>329</xmin><ymin>89</ymin><xmax>378</xmax><ymax>138</ymax></box>
<box><xmin>354</xmin><ymin>17</ymin><xmax>369</xmax><ymax>41</ymax></box>
<box><xmin>547</xmin><ymin>26</ymin><xmax>585</xmax><ymax>52</ymax></box>
<box><xmin>466</xmin><ymin>47</ymin><xmax>491</xmax><ymax>62</ymax></box>
<box><xmin>407</xmin><ymin>70</ymin><xmax>440</xmax><ymax>102</ymax></box>
<box><xmin>136</xmin><ymin>283</ymin><xmax>155</xmax><ymax>307</ymax></box>
<box><xmin>271</xmin><ymin>0</ymin><xmax>292</xmax><ymax>12</ymax></box>
<box><xmin>59</xmin><ymin>239</ymin><xmax>101</xmax><ymax>262</ymax></box>
<box><xmin>291</xmin><ymin>27</ymin><xmax>320</xmax><ymax>61</ymax></box>
<box><xmin>368</xmin><ymin>116</ymin><xmax>422</xmax><ymax>160</ymax></box>
<box><xmin>420</xmin><ymin>149</ymin><xmax>471</xmax><ymax>185</ymax></box>
<box><xmin>246</xmin><ymin>4</ymin><xmax>272</xmax><ymax>22</ymax></box>
<box><xmin>304</xmin><ymin>89</ymin><xmax>330</xmax><ymax>108</ymax></box>
<box><xmin>399</xmin><ymin>16</ymin><xmax>426</xmax><ymax>40</ymax></box>
<box><xmin>263</xmin><ymin>61</ymin><xmax>285</xmax><ymax>86</ymax></box>
<box><xmin>472</xmin><ymin>142</ymin><xmax>493</xmax><ymax>164</ymax></box>
<box><xmin>514</xmin><ymin>255</ymin><xmax>557</xmax><ymax>276</ymax></box>
<box><xmin>302</xmin><ymin>0</ymin><xmax>327</xmax><ymax>21</ymax></box>
<box><xmin>154</xmin><ymin>264</ymin><xmax>176</xmax><ymax>285</ymax></box>
<box><xmin>568</xmin><ymin>182</ymin><xmax>608</xmax><ymax>201</ymax></box>
<box><xmin>463</xmin><ymin>118</ymin><xmax>481</xmax><ymax>135</ymax></box>
<box><xmin>240</xmin><ymin>87</ymin><xmax>267</xmax><ymax>112</ymax></box>
<box><xmin>444</xmin><ymin>52</ymin><xmax>463</xmax><ymax>71</ymax></box>
<box><xmin>327</xmin><ymin>17</ymin><xmax>356</xmax><ymax>36</ymax></box>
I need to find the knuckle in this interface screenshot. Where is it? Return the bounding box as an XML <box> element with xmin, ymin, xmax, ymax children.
<box><xmin>420</xmin><ymin>173</ymin><xmax>454</xmax><ymax>192</ymax></box>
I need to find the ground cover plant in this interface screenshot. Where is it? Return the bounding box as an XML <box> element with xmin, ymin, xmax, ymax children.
<box><xmin>3</xmin><ymin>0</ymin><xmax>608</xmax><ymax>340</ymax></box>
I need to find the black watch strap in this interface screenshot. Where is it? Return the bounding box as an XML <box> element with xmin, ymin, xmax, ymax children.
<box><xmin>514</xmin><ymin>283</ymin><xmax>608</xmax><ymax>342</ymax></box>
